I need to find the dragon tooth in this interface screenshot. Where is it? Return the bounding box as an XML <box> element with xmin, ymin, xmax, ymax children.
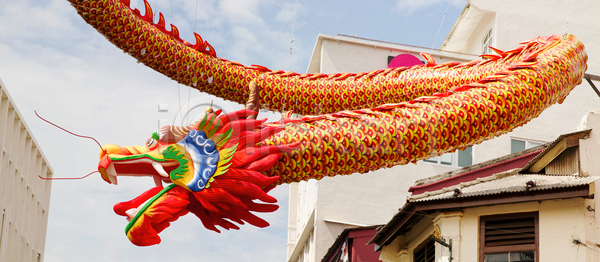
<box><xmin>106</xmin><ymin>163</ymin><xmax>118</xmax><ymax>185</ymax></box>
<box><xmin>152</xmin><ymin>161</ymin><xmax>169</xmax><ymax>178</ymax></box>
<box><xmin>207</xmin><ymin>76</ymin><xmax>214</xmax><ymax>83</ymax></box>
<box><xmin>125</xmin><ymin>209</ymin><xmax>137</xmax><ymax>221</ymax></box>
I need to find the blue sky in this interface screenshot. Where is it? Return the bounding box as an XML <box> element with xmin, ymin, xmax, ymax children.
<box><xmin>0</xmin><ymin>0</ymin><xmax>464</xmax><ymax>261</ymax></box>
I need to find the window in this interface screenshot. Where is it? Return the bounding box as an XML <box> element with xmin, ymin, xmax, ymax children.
<box><xmin>484</xmin><ymin>252</ymin><xmax>535</xmax><ymax>262</ymax></box>
<box><xmin>414</xmin><ymin>239</ymin><xmax>435</xmax><ymax>262</ymax></box>
<box><xmin>480</xmin><ymin>212</ymin><xmax>538</xmax><ymax>262</ymax></box>
<box><xmin>482</xmin><ymin>29</ymin><xmax>493</xmax><ymax>55</ymax></box>
<box><xmin>424</xmin><ymin>146</ymin><xmax>473</xmax><ymax>167</ymax></box>
<box><xmin>511</xmin><ymin>139</ymin><xmax>544</xmax><ymax>154</ymax></box>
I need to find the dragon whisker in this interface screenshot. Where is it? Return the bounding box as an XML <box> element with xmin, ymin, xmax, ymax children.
<box><xmin>35</xmin><ymin>110</ymin><xmax>107</xmax><ymax>154</ymax></box>
<box><xmin>39</xmin><ymin>171</ymin><xmax>98</xmax><ymax>180</ymax></box>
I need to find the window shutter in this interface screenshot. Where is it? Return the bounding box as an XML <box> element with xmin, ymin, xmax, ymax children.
<box><xmin>484</xmin><ymin>216</ymin><xmax>535</xmax><ymax>247</ymax></box>
<box><xmin>414</xmin><ymin>240</ymin><xmax>435</xmax><ymax>262</ymax></box>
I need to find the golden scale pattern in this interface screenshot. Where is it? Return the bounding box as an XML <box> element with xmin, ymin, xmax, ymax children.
<box><xmin>70</xmin><ymin>0</ymin><xmax>587</xmax><ymax>184</ymax></box>
<box><xmin>263</xmin><ymin>36</ymin><xmax>587</xmax><ymax>184</ymax></box>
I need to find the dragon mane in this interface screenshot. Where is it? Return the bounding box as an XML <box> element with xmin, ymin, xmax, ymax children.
<box><xmin>121</xmin><ymin>109</ymin><xmax>298</xmax><ymax>245</ymax></box>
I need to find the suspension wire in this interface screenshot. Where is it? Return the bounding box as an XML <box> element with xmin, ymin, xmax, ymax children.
<box><xmin>264</xmin><ymin>0</ymin><xmax>321</xmax><ymax>34</ymax></box>
<box><xmin>283</xmin><ymin>0</ymin><xmax>299</xmax><ymax>114</ymax></box>
<box><xmin>290</xmin><ymin>0</ymin><xmax>298</xmax><ymax>55</ymax></box>
<box><xmin>186</xmin><ymin>0</ymin><xmax>200</xmax><ymax>126</ymax></box>
<box><xmin>432</xmin><ymin>0</ymin><xmax>452</xmax><ymax>50</ymax></box>
<box><xmin>375</xmin><ymin>0</ymin><xmax>416</xmax><ymax>48</ymax></box>
<box><xmin>336</xmin><ymin>0</ymin><xmax>363</xmax><ymax>35</ymax></box>
<box><xmin>297</xmin><ymin>0</ymin><xmax>335</xmax><ymax>36</ymax></box>
<box><xmin>167</xmin><ymin>0</ymin><xmax>184</xmax><ymax>126</ymax></box>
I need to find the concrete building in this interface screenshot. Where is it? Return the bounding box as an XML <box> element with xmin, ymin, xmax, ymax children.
<box><xmin>0</xmin><ymin>79</ymin><xmax>53</xmax><ymax>262</ymax></box>
<box><xmin>286</xmin><ymin>1</ymin><xmax>600</xmax><ymax>261</ymax></box>
<box><xmin>371</xmin><ymin>110</ymin><xmax>600</xmax><ymax>261</ymax></box>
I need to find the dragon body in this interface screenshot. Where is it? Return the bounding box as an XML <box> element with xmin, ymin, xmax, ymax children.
<box><xmin>68</xmin><ymin>0</ymin><xmax>588</xmax><ymax>246</ymax></box>
<box><xmin>70</xmin><ymin>0</ymin><xmax>534</xmax><ymax>115</ymax></box>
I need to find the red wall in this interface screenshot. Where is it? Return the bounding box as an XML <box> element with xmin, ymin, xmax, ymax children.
<box><xmin>349</xmin><ymin>228</ymin><xmax>381</xmax><ymax>262</ymax></box>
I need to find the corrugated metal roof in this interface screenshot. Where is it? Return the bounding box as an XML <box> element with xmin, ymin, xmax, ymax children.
<box><xmin>408</xmin><ymin>170</ymin><xmax>598</xmax><ymax>202</ymax></box>
<box><xmin>412</xmin><ymin>146</ymin><xmax>544</xmax><ymax>188</ymax></box>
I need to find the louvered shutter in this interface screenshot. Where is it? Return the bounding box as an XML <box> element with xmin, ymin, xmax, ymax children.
<box><xmin>414</xmin><ymin>239</ymin><xmax>435</xmax><ymax>262</ymax></box>
<box><xmin>484</xmin><ymin>216</ymin><xmax>535</xmax><ymax>247</ymax></box>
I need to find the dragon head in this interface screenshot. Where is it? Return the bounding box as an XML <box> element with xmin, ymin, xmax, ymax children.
<box><xmin>97</xmin><ymin>109</ymin><xmax>297</xmax><ymax>246</ymax></box>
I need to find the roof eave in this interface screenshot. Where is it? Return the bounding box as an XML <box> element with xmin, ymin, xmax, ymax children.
<box><xmin>519</xmin><ymin>129</ymin><xmax>591</xmax><ymax>173</ymax></box>
<box><xmin>440</xmin><ymin>3</ymin><xmax>471</xmax><ymax>50</ymax></box>
<box><xmin>369</xmin><ymin>184</ymin><xmax>592</xmax><ymax>249</ymax></box>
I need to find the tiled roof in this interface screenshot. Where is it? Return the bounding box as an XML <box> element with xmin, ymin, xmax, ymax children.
<box><xmin>408</xmin><ymin>170</ymin><xmax>599</xmax><ymax>203</ymax></box>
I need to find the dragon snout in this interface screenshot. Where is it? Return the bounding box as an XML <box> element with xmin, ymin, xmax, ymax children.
<box><xmin>98</xmin><ymin>144</ymin><xmax>164</xmax><ymax>185</ymax></box>
<box><xmin>99</xmin><ymin>144</ymin><xmax>149</xmax><ymax>158</ymax></box>
<box><xmin>98</xmin><ymin>144</ymin><xmax>148</xmax><ymax>185</ymax></box>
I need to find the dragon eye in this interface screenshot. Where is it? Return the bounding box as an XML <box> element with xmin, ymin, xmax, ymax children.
<box><xmin>146</xmin><ymin>138</ymin><xmax>158</xmax><ymax>149</ymax></box>
<box><xmin>146</xmin><ymin>131</ymin><xmax>161</xmax><ymax>150</ymax></box>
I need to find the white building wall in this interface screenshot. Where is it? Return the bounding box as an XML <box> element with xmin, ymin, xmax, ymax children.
<box><xmin>581</xmin><ymin>110</ymin><xmax>600</xmax><ymax>261</ymax></box>
<box><xmin>381</xmin><ymin>199</ymin><xmax>593</xmax><ymax>262</ymax></box>
<box><xmin>312</xmin><ymin>34</ymin><xmax>479</xmax><ymax>74</ymax></box>
<box><xmin>462</xmin><ymin>12</ymin><xmax>495</xmax><ymax>55</ymax></box>
<box><xmin>443</xmin><ymin>0</ymin><xmax>600</xmax><ymax>164</ymax></box>
<box><xmin>0</xmin><ymin>79</ymin><xmax>53</xmax><ymax>262</ymax></box>
<box><xmin>454</xmin><ymin>199</ymin><xmax>588</xmax><ymax>262</ymax></box>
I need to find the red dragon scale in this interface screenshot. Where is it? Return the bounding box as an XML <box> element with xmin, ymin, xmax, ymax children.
<box><xmin>67</xmin><ymin>0</ymin><xmax>587</xmax><ymax>247</ymax></box>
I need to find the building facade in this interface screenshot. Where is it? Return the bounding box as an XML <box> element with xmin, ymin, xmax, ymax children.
<box><xmin>0</xmin><ymin>79</ymin><xmax>53</xmax><ymax>261</ymax></box>
<box><xmin>287</xmin><ymin>1</ymin><xmax>600</xmax><ymax>261</ymax></box>
<box><xmin>372</xmin><ymin>110</ymin><xmax>600</xmax><ymax>261</ymax></box>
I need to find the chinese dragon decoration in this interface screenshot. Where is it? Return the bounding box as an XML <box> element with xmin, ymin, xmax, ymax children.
<box><xmin>68</xmin><ymin>0</ymin><xmax>587</xmax><ymax>246</ymax></box>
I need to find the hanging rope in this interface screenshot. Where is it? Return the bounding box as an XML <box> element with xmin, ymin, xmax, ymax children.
<box><xmin>283</xmin><ymin>0</ymin><xmax>299</xmax><ymax>114</ymax></box>
<box><xmin>432</xmin><ymin>0</ymin><xmax>453</xmax><ymax>50</ymax></box>
<box><xmin>290</xmin><ymin>0</ymin><xmax>298</xmax><ymax>55</ymax></box>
